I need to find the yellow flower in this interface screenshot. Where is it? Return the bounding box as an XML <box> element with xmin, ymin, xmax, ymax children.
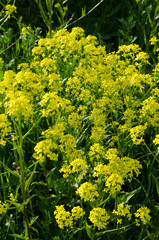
<box><xmin>0</xmin><ymin>201</ymin><xmax>9</xmax><ymax>214</ymax></box>
<box><xmin>71</xmin><ymin>158</ymin><xmax>88</xmax><ymax>176</ymax></box>
<box><xmin>21</xmin><ymin>27</ymin><xmax>31</xmax><ymax>36</ymax></box>
<box><xmin>93</xmin><ymin>149</ymin><xmax>142</xmax><ymax>194</ymax></box>
<box><xmin>5</xmin><ymin>4</ymin><xmax>17</xmax><ymax>17</ymax></box>
<box><xmin>130</xmin><ymin>123</ymin><xmax>147</xmax><ymax>145</ymax></box>
<box><xmin>113</xmin><ymin>204</ymin><xmax>132</xmax><ymax>224</ymax></box>
<box><xmin>0</xmin><ymin>114</ymin><xmax>12</xmax><ymax>144</ymax></box>
<box><xmin>71</xmin><ymin>206</ymin><xmax>85</xmax><ymax>220</ymax></box>
<box><xmin>105</xmin><ymin>174</ymin><xmax>124</xmax><ymax>194</ymax></box>
<box><xmin>33</xmin><ymin>139</ymin><xmax>58</xmax><ymax>162</ymax></box>
<box><xmin>76</xmin><ymin>182</ymin><xmax>99</xmax><ymax>202</ymax></box>
<box><xmin>150</xmin><ymin>37</ymin><xmax>159</xmax><ymax>45</ymax></box>
<box><xmin>55</xmin><ymin>3</ymin><xmax>61</xmax><ymax>8</ymax></box>
<box><xmin>89</xmin><ymin>143</ymin><xmax>105</xmax><ymax>162</ymax></box>
<box><xmin>10</xmin><ymin>193</ymin><xmax>18</xmax><ymax>202</ymax></box>
<box><xmin>135</xmin><ymin>206</ymin><xmax>151</xmax><ymax>226</ymax></box>
<box><xmin>153</xmin><ymin>134</ymin><xmax>159</xmax><ymax>151</ymax></box>
<box><xmin>68</xmin><ymin>112</ymin><xmax>82</xmax><ymax>129</ymax></box>
<box><xmin>54</xmin><ymin>205</ymin><xmax>73</xmax><ymax>229</ymax></box>
<box><xmin>89</xmin><ymin>208</ymin><xmax>110</xmax><ymax>230</ymax></box>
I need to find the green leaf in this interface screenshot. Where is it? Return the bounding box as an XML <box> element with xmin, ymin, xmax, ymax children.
<box><xmin>9</xmin><ymin>233</ymin><xmax>25</xmax><ymax>239</ymax></box>
<box><xmin>30</xmin><ymin>216</ymin><xmax>39</xmax><ymax>226</ymax></box>
<box><xmin>38</xmin><ymin>0</ymin><xmax>49</xmax><ymax>27</ymax></box>
<box><xmin>25</xmin><ymin>162</ymin><xmax>38</xmax><ymax>190</ymax></box>
<box><xmin>151</xmin><ymin>173</ymin><xmax>159</xmax><ymax>195</ymax></box>
<box><xmin>96</xmin><ymin>224</ymin><xmax>133</xmax><ymax>236</ymax></box>
<box><xmin>119</xmin><ymin>187</ymin><xmax>141</xmax><ymax>205</ymax></box>
<box><xmin>86</xmin><ymin>222</ymin><xmax>92</xmax><ymax>239</ymax></box>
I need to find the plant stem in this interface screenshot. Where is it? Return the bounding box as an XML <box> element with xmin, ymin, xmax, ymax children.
<box><xmin>17</xmin><ymin>119</ymin><xmax>32</xmax><ymax>240</ymax></box>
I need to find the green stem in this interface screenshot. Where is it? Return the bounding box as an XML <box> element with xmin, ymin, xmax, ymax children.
<box><xmin>91</xmin><ymin>226</ymin><xmax>96</xmax><ymax>240</ymax></box>
<box><xmin>17</xmin><ymin>119</ymin><xmax>32</xmax><ymax>240</ymax></box>
<box><xmin>115</xmin><ymin>193</ymin><xmax>118</xmax><ymax>211</ymax></box>
<box><xmin>143</xmin><ymin>141</ymin><xmax>159</xmax><ymax>164</ymax></box>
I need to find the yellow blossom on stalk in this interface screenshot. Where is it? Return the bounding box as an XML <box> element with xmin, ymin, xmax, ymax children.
<box><xmin>40</xmin><ymin>58</ymin><xmax>57</xmax><ymax>74</ymax></box>
<box><xmin>89</xmin><ymin>208</ymin><xmax>110</xmax><ymax>230</ymax></box>
<box><xmin>153</xmin><ymin>134</ymin><xmax>159</xmax><ymax>151</ymax></box>
<box><xmin>0</xmin><ymin>114</ymin><xmax>12</xmax><ymax>146</ymax></box>
<box><xmin>113</xmin><ymin>204</ymin><xmax>132</xmax><ymax>224</ymax></box>
<box><xmin>48</xmin><ymin>73</ymin><xmax>62</xmax><ymax>92</ymax></box>
<box><xmin>68</xmin><ymin>112</ymin><xmax>82</xmax><ymax>129</ymax></box>
<box><xmin>55</xmin><ymin>3</ymin><xmax>61</xmax><ymax>8</ymax></box>
<box><xmin>90</xmin><ymin>126</ymin><xmax>106</xmax><ymax>142</ymax></box>
<box><xmin>60</xmin><ymin>164</ymin><xmax>72</xmax><ymax>178</ymax></box>
<box><xmin>109</xmin><ymin>136</ymin><xmax>119</xmax><ymax>147</ymax></box>
<box><xmin>93</xmin><ymin>149</ymin><xmax>142</xmax><ymax>194</ymax></box>
<box><xmin>89</xmin><ymin>143</ymin><xmax>105</xmax><ymax>161</ymax></box>
<box><xmin>54</xmin><ymin>205</ymin><xmax>73</xmax><ymax>229</ymax></box>
<box><xmin>76</xmin><ymin>182</ymin><xmax>99</xmax><ymax>202</ymax></box>
<box><xmin>10</xmin><ymin>193</ymin><xmax>17</xmax><ymax>202</ymax></box>
<box><xmin>105</xmin><ymin>148</ymin><xmax>118</xmax><ymax>161</ymax></box>
<box><xmin>140</xmin><ymin>96</ymin><xmax>159</xmax><ymax>127</ymax></box>
<box><xmin>71</xmin><ymin>158</ymin><xmax>88</xmax><ymax>175</ymax></box>
<box><xmin>0</xmin><ymin>138</ymin><xmax>6</xmax><ymax>146</ymax></box>
<box><xmin>4</xmin><ymin>91</ymin><xmax>34</xmax><ymax>122</ymax></box>
<box><xmin>105</xmin><ymin>174</ymin><xmax>124</xmax><ymax>194</ymax></box>
<box><xmin>33</xmin><ymin>139</ymin><xmax>58</xmax><ymax>162</ymax></box>
<box><xmin>134</xmin><ymin>206</ymin><xmax>151</xmax><ymax>226</ymax></box>
<box><xmin>5</xmin><ymin>4</ymin><xmax>16</xmax><ymax>17</ymax></box>
<box><xmin>90</xmin><ymin>108</ymin><xmax>106</xmax><ymax>127</ymax></box>
<box><xmin>60</xmin><ymin>158</ymin><xmax>88</xmax><ymax>180</ymax></box>
<box><xmin>40</xmin><ymin>92</ymin><xmax>74</xmax><ymax>117</ymax></box>
<box><xmin>150</xmin><ymin>37</ymin><xmax>159</xmax><ymax>45</ymax></box>
<box><xmin>60</xmin><ymin>134</ymin><xmax>77</xmax><ymax>159</ymax></box>
<box><xmin>71</xmin><ymin>206</ymin><xmax>85</xmax><ymax>220</ymax></box>
<box><xmin>17</xmin><ymin>63</ymin><xmax>29</xmax><ymax>70</ymax></box>
<box><xmin>1</xmin><ymin>70</ymin><xmax>15</xmax><ymax>94</ymax></box>
<box><xmin>21</xmin><ymin>26</ymin><xmax>32</xmax><ymax>36</ymax></box>
<box><xmin>130</xmin><ymin>123</ymin><xmax>147</xmax><ymax>145</ymax></box>
<box><xmin>0</xmin><ymin>201</ymin><xmax>9</xmax><ymax>214</ymax></box>
<box><xmin>135</xmin><ymin>52</ymin><xmax>150</xmax><ymax>67</ymax></box>
<box><xmin>42</xmin><ymin>122</ymin><xmax>66</xmax><ymax>140</ymax></box>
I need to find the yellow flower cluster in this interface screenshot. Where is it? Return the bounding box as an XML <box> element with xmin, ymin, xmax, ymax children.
<box><xmin>10</xmin><ymin>193</ymin><xmax>18</xmax><ymax>202</ymax></box>
<box><xmin>0</xmin><ymin>114</ymin><xmax>12</xmax><ymax>146</ymax></box>
<box><xmin>153</xmin><ymin>134</ymin><xmax>159</xmax><ymax>151</ymax></box>
<box><xmin>71</xmin><ymin>206</ymin><xmax>85</xmax><ymax>221</ymax></box>
<box><xmin>113</xmin><ymin>204</ymin><xmax>132</xmax><ymax>224</ymax></box>
<box><xmin>89</xmin><ymin>208</ymin><xmax>110</xmax><ymax>230</ymax></box>
<box><xmin>54</xmin><ymin>205</ymin><xmax>85</xmax><ymax>229</ymax></box>
<box><xmin>134</xmin><ymin>206</ymin><xmax>151</xmax><ymax>226</ymax></box>
<box><xmin>89</xmin><ymin>143</ymin><xmax>105</xmax><ymax>162</ymax></box>
<box><xmin>21</xmin><ymin>26</ymin><xmax>32</xmax><ymax>36</ymax></box>
<box><xmin>76</xmin><ymin>182</ymin><xmax>99</xmax><ymax>202</ymax></box>
<box><xmin>54</xmin><ymin>205</ymin><xmax>73</xmax><ymax>229</ymax></box>
<box><xmin>5</xmin><ymin>4</ymin><xmax>16</xmax><ymax>17</ymax></box>
<box><xmin>0</xmin><ymin>201</ymin><xmax>9</xmax><ymax>214</ymax></box>
<box><xmin>130</xmin><ymin>123</ymin><xmax>147</xmax><ymax>145</ymax></box>
<box><xmin>33</xmin><ymin>139</ymin><xmax>58</xmax><ymax>162</ymax></box>
<box><xmin>60</xmin><ymin>158</ymin><xmax>88</xmax><ymax>181</ymax></box>
<box><xmin>150</xmin><ymin>36</ymin><xmax>159</xmax><ymax>45</ymax></box>
<box><xmin>93</xmin><ymin>148</ymin><xmax>142</xmax><ymax>194</ymax></box>
<box><xmin>0</xmin><ymin>26</ymin><xmax>155</xmax><ymax>232</ymax></box>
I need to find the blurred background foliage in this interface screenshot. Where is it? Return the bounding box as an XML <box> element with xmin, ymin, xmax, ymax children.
<box><xmin>0</xmin><ymin>0</ymin><xmax>159</xmax><ymax>70</ymax></box>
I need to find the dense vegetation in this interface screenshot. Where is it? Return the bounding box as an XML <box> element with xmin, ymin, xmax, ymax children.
<box><xmin>0</xmin><ymin>1</ymin><xmax>159</xmax><ymax>239</ymax></box>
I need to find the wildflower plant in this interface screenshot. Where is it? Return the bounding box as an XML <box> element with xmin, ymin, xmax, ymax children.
<box><xmin>0</xmin><ymin>27</ymin><xmax>158</xmax><ymax>239</ymax></box>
